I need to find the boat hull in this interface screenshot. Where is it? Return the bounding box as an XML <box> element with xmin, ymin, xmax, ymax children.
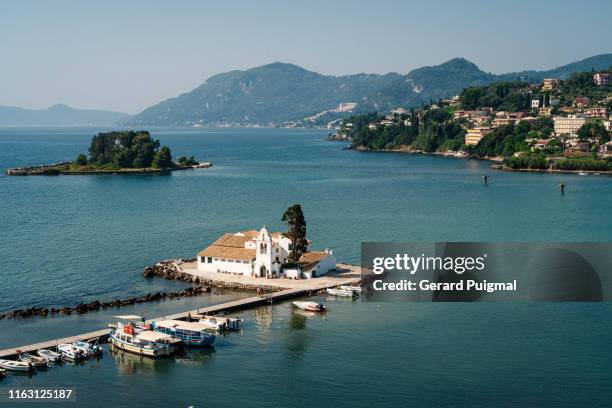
<box><xmin>37</xmin><ymin>350</ymin><xmax>61</xmax><ymax>362</ymax></box>
<box><xmin>0</xmin><ymin>360</ymin><xmax>33</xmax><ymax>372</ymax></box>
<box><xmin>109</xmin><ymin>335</ymin><xmax>171</xmax><ymax>358</ymax></box>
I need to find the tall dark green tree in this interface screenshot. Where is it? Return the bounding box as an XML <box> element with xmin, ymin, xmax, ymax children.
<box><xmin>152</xmin><ymin>146</ymin><xmax>173</xmax><ymax>169</ymax></box>
<box><xmin>281</xmin><ymin>204</ymin><xmax>307</xmax><ymax>263</ymax></box>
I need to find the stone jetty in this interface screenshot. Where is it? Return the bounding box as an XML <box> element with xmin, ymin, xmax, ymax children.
<box><xmin>0</xmin><ymin>286</ymin><xmax>213</xmax><ymax>321</ymax></box>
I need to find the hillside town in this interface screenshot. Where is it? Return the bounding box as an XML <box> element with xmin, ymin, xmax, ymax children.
<box><xmin>332</xmin><ymin>70</ymin><xmax>612</xmax><ymax>171</ymax></box>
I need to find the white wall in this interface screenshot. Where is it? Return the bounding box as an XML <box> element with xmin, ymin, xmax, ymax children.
<box><xmin>197</xmin><ymin>256</ymin><xmax>253</xmax><ymax>275</ymax></box>
<box><xmin>304</xmin><ymin>254</ymin><xmax>336</xmax><ymax>278</ymax></box>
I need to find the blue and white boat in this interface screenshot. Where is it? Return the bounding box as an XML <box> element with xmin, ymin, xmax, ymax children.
<box><xmin>152</xmin><ymin>320</ymin><xmax>216</xmax><ymax>347</ymax></box>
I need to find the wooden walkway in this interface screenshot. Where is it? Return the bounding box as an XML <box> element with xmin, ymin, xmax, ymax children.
<box><xmin>0</xmin><ymin>272</ymin><xmax>359</xmax><ymax>359</ymax></box>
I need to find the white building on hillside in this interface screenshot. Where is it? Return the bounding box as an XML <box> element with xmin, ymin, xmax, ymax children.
<box><xmin>197</xmin><ymin>227</ymin><xmax>336</xmax><ymax>279</ymax></box>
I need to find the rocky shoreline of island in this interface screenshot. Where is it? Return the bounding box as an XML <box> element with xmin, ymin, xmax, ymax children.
<box><xmin>4</xmin><ymin>162</ymin><xmax>201</xmax><ymax>176</ymax></box>
<box><xmin>143</xmin><ymin>259</ymin><xmax>284</xmax><ymax>292</ymax></box>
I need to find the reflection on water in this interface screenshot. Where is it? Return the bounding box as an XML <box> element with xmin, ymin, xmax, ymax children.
<box><xmin>254</xmin><ymin>305</ymin><xmax>274</xmax><ymax>333</ymax></box>
<box><xmin>109</xmin><ymin>343</ymin><xmax>217</xmax><ymax>375</ymax></box>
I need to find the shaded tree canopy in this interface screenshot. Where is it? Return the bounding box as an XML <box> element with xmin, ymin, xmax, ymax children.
<box><xmin>85</xmin><ymin>131</ymin><xmax>175</xmax><ymax>169</ymax></box>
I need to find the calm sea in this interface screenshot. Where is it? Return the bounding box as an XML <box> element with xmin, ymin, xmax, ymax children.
<box><xmin>1</xmin><ymin>127</ymin><xmax>611</xmax><ymax>407</ymax></box>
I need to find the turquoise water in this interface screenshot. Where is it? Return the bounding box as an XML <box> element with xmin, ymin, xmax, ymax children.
<box><xmin>1</xmin><ymin>127</ymin><xmax>612</xmax><ymax>407</ymax></box>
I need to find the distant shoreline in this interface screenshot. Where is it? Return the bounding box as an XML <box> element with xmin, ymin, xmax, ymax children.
<box><xmin>347</xmin><ymin>146</ymin><xmax>612</xmax><ymax>176</ymax></box>
<box><xmin>491</xmin><ymin>164</ymin><xmax>612</xmax><ymax>176</ymax></box>
<box><xmin>347</xmin><ymin>145</ymin><xmax>503</xmax><ymax>162</ymax></box>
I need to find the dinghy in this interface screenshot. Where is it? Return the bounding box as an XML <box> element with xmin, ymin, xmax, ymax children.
<box><xmin>292</xmin><ymin>301</ymin><xmax>327</xmax><ymax>312</ymax></box>
<box><xmin>18</xmin><ymin>352</ymin><xmax>49</xmax><ymax>368</ymax></box>
<box><xmin>73</xmin><ymin>341</ymin><xmax>102</xmax><ymax>357</ymax></box>
<box><xmin>57</xmin><ymin>344</ymin><xmax>86</xmax><ymax>361</ymax></box>
<box><xmin>326</xmin><ymin>288</ymin><xmax>358</xmax><ymax>297</ymax></box>
<box><xmin>0</xmin><ymin>359</ymin><xmax>34</xmax><ymax>372</ymax></box>
<box><xmin>340</xmin><ymin>285</ymin><xmax>362</xmax><ymax>293</ymax></box>
<box><xmin>37</xmin><ymin>349</ymin><xmax>62</xmax><ymax>363</ymax></box>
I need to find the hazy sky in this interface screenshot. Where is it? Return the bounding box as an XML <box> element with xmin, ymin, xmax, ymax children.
<box><xmin>1</xmin><ymin>0</ymin><xmax>611</xmax><ymax>114</ymax></box>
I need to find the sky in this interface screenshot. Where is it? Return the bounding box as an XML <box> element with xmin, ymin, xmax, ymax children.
<box><xmin>1</xmin><ymin>0</ymin><xmax>611</xmax><ymax>114</ymax></box>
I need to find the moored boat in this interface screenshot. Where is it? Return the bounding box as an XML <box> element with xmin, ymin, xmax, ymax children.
<box><xmin>0</xmin><ymin>368</ymin><xmax>5</xmax><ymax>378</ymax></box>
<box><xmin>109</xmin><ymin>320</ymin><xmax>180</xmax><ymax>357</ymax></box>
<box><xmin>327</xmin><ymin>288</ymin><xmax>358</xmax><ymax>297</ymax></box>
<box><xmin>152</xmin><ymin>320</ymin><xmax>216</xmax><ymax>346</ymax></box>
<box><xmin>340</xmin><ymin>285</ymin><xmax>362</xmax><ymax>293</ymax></box>
<box><xmin>0</xmin><ymin>359</ymin><xmax>34</xmax><ymax>372</ymax></box>
<box><xmin>73</xmin><ymin>340</ymin><xmax>102</xmax><ymax>357</ymax></box>
<box><xmin>292</xmin><ymin>301</ymin><xmax>327</xmax><ymax>312</ymax></box>
<box><xmin>18</xmin><ymin>352</ymin><xmax>49</xmax><ymax>368</ymax></box>
<box><xmin>37</xmin><ymin>349</ymin><xmax>62</xmax><ymax>363</ymax></box>
<box><xmin>197</xmin><ymin>315</ymin><xmax>243</xmax><ymax>332</ymax></box>
<box><xmin>57</xmin><ymin>343</ymin><xmax>86</xmax><ymax>361</ymax></box>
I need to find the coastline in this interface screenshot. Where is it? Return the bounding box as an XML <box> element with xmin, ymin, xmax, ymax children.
<box><xmin>348</xmin><ymin>145</ymin><xmax>504</xmax><ymax>162</ymax></box>
<box><xmin>491</xmin><ymin>164</ymin><xmax>612</xmax><ymax>176</ymax></box>
<box><xmin>4</xmin><ymin>163</ymin><xmax>209</xmax><ymax>176</ymax></box>
<box><xmin>348</xmin><ymin>146</ymin><xmax>612</xmax><ymax>176</ymax></box>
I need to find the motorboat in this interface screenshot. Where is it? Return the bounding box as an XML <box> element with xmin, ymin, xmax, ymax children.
<box><xmin>18</xmin><ymin>352</ymin><xmax>49</xmax><ymax>368</ymax></box>
<box><xmin>73</xmin><ymin>341</ymin><xmax>102</xmax><ymax>357</ymax></box>
<box><xmin>326</xmin><ymin>288</ymin><xmax>358</xmax><ymax>297</ymax></box>
<box><xmin>57</xmin><ymin>343</ymin><xmax>86</xmax><ymax>361</ymax></box>
<box><xmin>340</xmin><ymin>285</ymin><xmax>362</xmax><ymax>293</ymax></box>
<box><xmin>0</xmin><ymin>359</ymin><xmax>34</xmax><ymax>372</ymax></box>
<box><xmin>198</xmin><ymin>315</ymin><xmax>243</xmax><ymax>331</ymax></box>
<box><xmin>109</xmin><ymin>320</ymin><xmax>181</xmax><ymax>358</ymax></box>
<box><xmin>0</xmin><ymin>368</ymin><xmax>5</xmax><ymax>378</ymax></box>
<box><xmin>292</xmin><ymin>301</ymin><xmax>327</xmax><ymax>312</ymax></box>
<box><xmin>152</xmin><ymin>320</ymin><xmax>216</xmax><ymax>346</ymax></box>
<box><xmin>37</xmin><ymin>349</ymin><xmax>62</xmax><ymax>363</ymax></box>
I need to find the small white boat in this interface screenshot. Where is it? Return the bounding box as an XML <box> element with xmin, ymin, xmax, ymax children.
<box><xmin>198</xmin><ymin>315</ymin><xmax>243</xmax><ymax>331</ymax></box>
<box><xmin>340</xmin><ymin>285</ymin><xmax>362</xmax><ymax>293</ymax></box>
<box><xmin>37</xmin><ymin>349</ymin><xmax>61</xmax><ymax>363</ymax></box>
<box><xmin>327</xmin><ymin>288</ymin><xmax>358</xmax><ymax>297</ymax></box>
<box><xmin>578</xmin><ymin>172</ymin><xmax>588</xmax><ymax>176</ymax></box>
<box><xmin>18</xmin><ymin>352</ymin><xmax>49</xmax><ymax>368</ymax></box>
<box><xmin>0</xmin><ymin>359</ymin><xmax>34</xmax><ymax>372</ymax></box>
<box><xmin>292</xmin><ymin>301</ymin><xmax>327</xmax><ymax>312</ymax></box>
<box><xmin>73</xmin><ymin>341</ymin><xmax>102</xmax><ymax>357</ymax></box>
<box><xmin>0</xmin><ymin>368</ymin><xmax>6</xmax><ymax>377</ymax></box>
<box><xmin>57</xmin><ymin>344</ymin><xmax>86</xmax><ymax>361</ymax></box>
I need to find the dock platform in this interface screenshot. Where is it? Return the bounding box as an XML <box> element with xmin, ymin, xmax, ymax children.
<box><xmin>0</xmin><ymin>265</ymin><xmax>360</xmax><ymax>359</ymax></box>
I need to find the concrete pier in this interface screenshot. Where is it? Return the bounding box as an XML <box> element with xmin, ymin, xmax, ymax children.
<box><xmin>0</xmin><ymin>264</ymin><xmax>360</xmax><ymax>359</ymax></box>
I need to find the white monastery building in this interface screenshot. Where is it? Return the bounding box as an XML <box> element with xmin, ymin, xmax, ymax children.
<box><xmin>197</xmin><ymin>227</ymin><xmax>336</xmax><ymax>279</ymax></box>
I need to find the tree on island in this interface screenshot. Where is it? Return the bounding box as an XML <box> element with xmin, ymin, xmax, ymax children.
<box><xmin>177</xmin><ymin>156</ymin><xmax>199</xmax><ymax>166</ymax></box>
<box><xmin>152</xmin><ymin>146</ymin><xmax>173</xmax><ymax>168</ymax></box>
<box><xmin>282</xmin><ymin>204</ymin><xmax>308</xmax><ymax>263</ymax></box>
<box><xmin>78</xmin><ymin>130</ymin><xmax>176</xmax><ymax>169</ymax></box>
<box><xmin>75</xmin><ymin>153</ymin><xmax>87</xmax><ymax>166</ymax></box>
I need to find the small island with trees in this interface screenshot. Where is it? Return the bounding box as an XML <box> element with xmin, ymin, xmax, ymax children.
<box><xmin>5</xmin><ymin>130</ymin><xmax>212</xmax><ymax>175</ymax></box>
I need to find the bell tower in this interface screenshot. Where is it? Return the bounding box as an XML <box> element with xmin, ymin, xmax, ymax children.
<box><xmin>254</xmin><ymin>226</ymin><xmax>273</xmax><ymax>277</ymax></box>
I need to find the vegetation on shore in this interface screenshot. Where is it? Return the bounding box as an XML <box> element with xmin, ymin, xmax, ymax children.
<box><xmin>339</xmin><ymin>67</ymin><xmax>612</xmax><ymax>172</ymax></box>
<box><xmin>75</xmin><ymin>130</ymin><xmax>175</xmax><ymax>170</ymax></box>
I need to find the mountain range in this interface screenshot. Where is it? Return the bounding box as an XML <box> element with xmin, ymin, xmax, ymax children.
<box><xmin>125</xmin><ymin>54</ymin><xmax>612</xmax><ymax>127</ymax></box>
<box><xmin>3</xmin><ymin>54</ymin><xmax>611</xmax><ymax>127</ymax></box>
<box><xmin>0</xmin><ymin>104</ymin><xmax>128</xmax><ymax>127</ymax></box>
